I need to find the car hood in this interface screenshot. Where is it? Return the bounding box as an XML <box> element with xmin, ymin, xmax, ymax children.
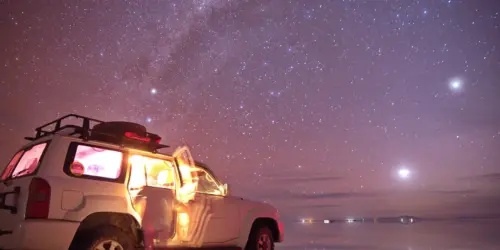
<box><xmin>225</xmin><ymin>195</ymin><xmax>279</xmax><ymax>216</ymax></box>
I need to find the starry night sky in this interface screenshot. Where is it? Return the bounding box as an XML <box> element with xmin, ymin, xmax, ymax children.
<box><xmin>1</xmin><ymin>0</ymin><xmax>500</xmax><ymax>222</ymax></box>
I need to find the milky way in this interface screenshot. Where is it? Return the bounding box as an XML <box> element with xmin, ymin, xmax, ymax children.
<box><xmin>1</xmin><ymin>0</ymin><xmax>500</xmax><ymax>221</ymax></box>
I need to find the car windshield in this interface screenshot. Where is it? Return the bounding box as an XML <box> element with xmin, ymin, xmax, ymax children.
<box><xmin>197</xmin><ymin>165</ymin><xmax>222</xmax><ymax>186</ymax></box>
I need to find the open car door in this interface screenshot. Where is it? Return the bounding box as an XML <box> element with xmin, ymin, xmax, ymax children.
<box><xmin>127</xmin><ymin>154</ymin><xmax>178</xmax><ymax>248</ymax></box>
<box><xmin>173</xmin><ymin>146</ymin><xmax>196</xmax><ymax>204</ymax></box>
<box><xmin>173</xmin><ymin>146</ymin><xmax>239</xmax><ymax>247</ymax></box>
<box><xmin>172</xmin><ymin>145</ymin><xmax>204</xmax><ymax>246</ymax></box>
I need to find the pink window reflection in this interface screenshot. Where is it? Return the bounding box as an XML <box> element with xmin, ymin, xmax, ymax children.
<box><xmin>72</xmin><ymin>145</ymin><xmax>123</xmax><ymax>179</ymax></box>
<box><xmin>11</xmin><ymin>143</ymin><xmax>47</xmax><ymax>178</ymax></box>
<box><xmin>1</xmin><ymin>150</ymin><xmax>24</xmax><ymax>180</ymax></box>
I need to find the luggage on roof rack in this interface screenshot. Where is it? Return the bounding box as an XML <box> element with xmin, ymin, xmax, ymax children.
<box><xmin>90</xmin><ymin>121</ymin><xmax>166</xmax><ymax>151</ymax></box>
<box><xmin>25</xmin><ymin>114</ymin><xmax>168</xmax><ymax>152</ymax></box>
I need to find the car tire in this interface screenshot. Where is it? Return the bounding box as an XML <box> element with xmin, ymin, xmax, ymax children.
<box><xmin>245</xmin><ymin>226</ymin><xmax>275</xmax><ymax>250</ymax></box>
<box><xmin>72</xmin><ymin>226</ymin><xmax>136</xmax><ymax>250</ymax></box>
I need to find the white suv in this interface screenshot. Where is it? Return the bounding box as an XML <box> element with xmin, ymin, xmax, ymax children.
<box><xmin>0</xmin><ymin>114</ymin><xmax>283</xmax><ymax>250</ymax></box>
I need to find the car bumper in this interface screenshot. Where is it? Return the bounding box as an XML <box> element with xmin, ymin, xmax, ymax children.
<box><xmin>0</xmin><ymin>219</ymin><xmax>79</xmax><ymax>250</ymax></box>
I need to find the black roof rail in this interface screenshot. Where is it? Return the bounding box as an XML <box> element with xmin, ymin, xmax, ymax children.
<box><xmin>25</xmin><ymin>113</ymin><xmax>169</xmax><ymax>152</ymax></box>
<box><xmin>25</xmin><ymin>114</ymin><xmax>103</xmax><ymax>141</ymax></box>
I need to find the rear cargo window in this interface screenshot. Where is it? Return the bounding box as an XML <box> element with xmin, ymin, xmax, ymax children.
<box><xmin>1</xmin><ymin>151</ymin><xmax>24</xmax><ymax>180</ymax></box>
<box><xmin>1</xmin><ymin>143</ymin><xmax>48</xmax><ymax>180</ymax></box>
<box><xmin>68</xmin><ymin>145</ymin><xmax>123</xmax><ymax>179</ymax></box>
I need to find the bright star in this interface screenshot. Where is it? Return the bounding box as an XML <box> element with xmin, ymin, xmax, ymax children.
<box><xmin>150</xmin><ymin>88</ymin><xmax>157</xmax><ymax>94</ymax></box>
<box><xmin>146</xmin><ymin>117</ymin><xmax>152</xmax><ymax>123</ymax></box>
<box><xmin>398</xmin><ymin>168</ymin><xmax>411</xmax><ymax>179</ymax></box>
<box><xmin>451</xmin><ymin>80</ymin><xmax>461</xmax><ymax>89</ymax></box>
<box><xmin>449</xmin><ymin>77</ymin><xmax>463</xmax><ymax>92</ymax></box>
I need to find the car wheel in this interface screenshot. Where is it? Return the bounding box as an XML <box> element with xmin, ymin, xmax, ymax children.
<box><xmin>75</xmin><ymin>226</ymin><xmax>136</xmax><ymax>250</ymax></box>
<box><xmin>246</xmin><ymin>226</ymin><xmax>274</xmax><ymax>250</ymax></box>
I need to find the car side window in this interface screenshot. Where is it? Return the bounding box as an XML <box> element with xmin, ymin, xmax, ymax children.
<box><xmin>68</xmin><ymin>144</ymin><xmax>123</xmax><ymax>179</ymax></box>
<box><xmin>194</xmin><ymin>168</ymin><xmax>222</xmax><ymax>195</ymax></box>
<box><xmin>128</xmin><ymin>155</ymin><xmax>177</xmax><ymax>190</ymax></box>
<box><xmin>1</xmin><ymin>150</ymin><xmax>24</xmax><ymax>180</ymax></box>
<box><xmin>2</xmin><ymin>143</ymin><xmax>48</xmax><ymax>179</ymax></box>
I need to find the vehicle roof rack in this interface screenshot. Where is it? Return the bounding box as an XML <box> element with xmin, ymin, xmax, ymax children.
<box><xmin>25</xmin><ymin>114</ymin><xmax>169</xmax><ymax>152</ymax></box>
<box><xmin>25</xmin><ymin>114</ymin><xmax>102</xmax><ymax>141</ymax></box>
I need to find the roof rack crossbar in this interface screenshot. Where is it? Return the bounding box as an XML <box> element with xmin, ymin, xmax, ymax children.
<box><xmin>30</xmin><ymin>114</ymin><xmax>104</xmax><ymax>141</ymax></box>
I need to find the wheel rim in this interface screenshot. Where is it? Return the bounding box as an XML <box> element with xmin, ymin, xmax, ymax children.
<box><xmin>257</xmin><ymin>234</ymin><xmax>272</xmax><ymax>250</ymax></box>
<box><xmin>94</xmin><ymin>240</ymin><xmax>124</xmax><ymax>250</ymax></box>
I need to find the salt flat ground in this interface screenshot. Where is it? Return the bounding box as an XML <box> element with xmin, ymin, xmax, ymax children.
<box><xmin>275</xmin><ymin>219</ymin><xmax>500</xmax><ymax>250</ymax></box>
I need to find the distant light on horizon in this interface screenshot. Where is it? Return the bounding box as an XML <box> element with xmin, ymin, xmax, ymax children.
<box><xmin>300</xmin><ymin>218</ymin><xmax>313</xmax><ymax>224</ymax></box>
